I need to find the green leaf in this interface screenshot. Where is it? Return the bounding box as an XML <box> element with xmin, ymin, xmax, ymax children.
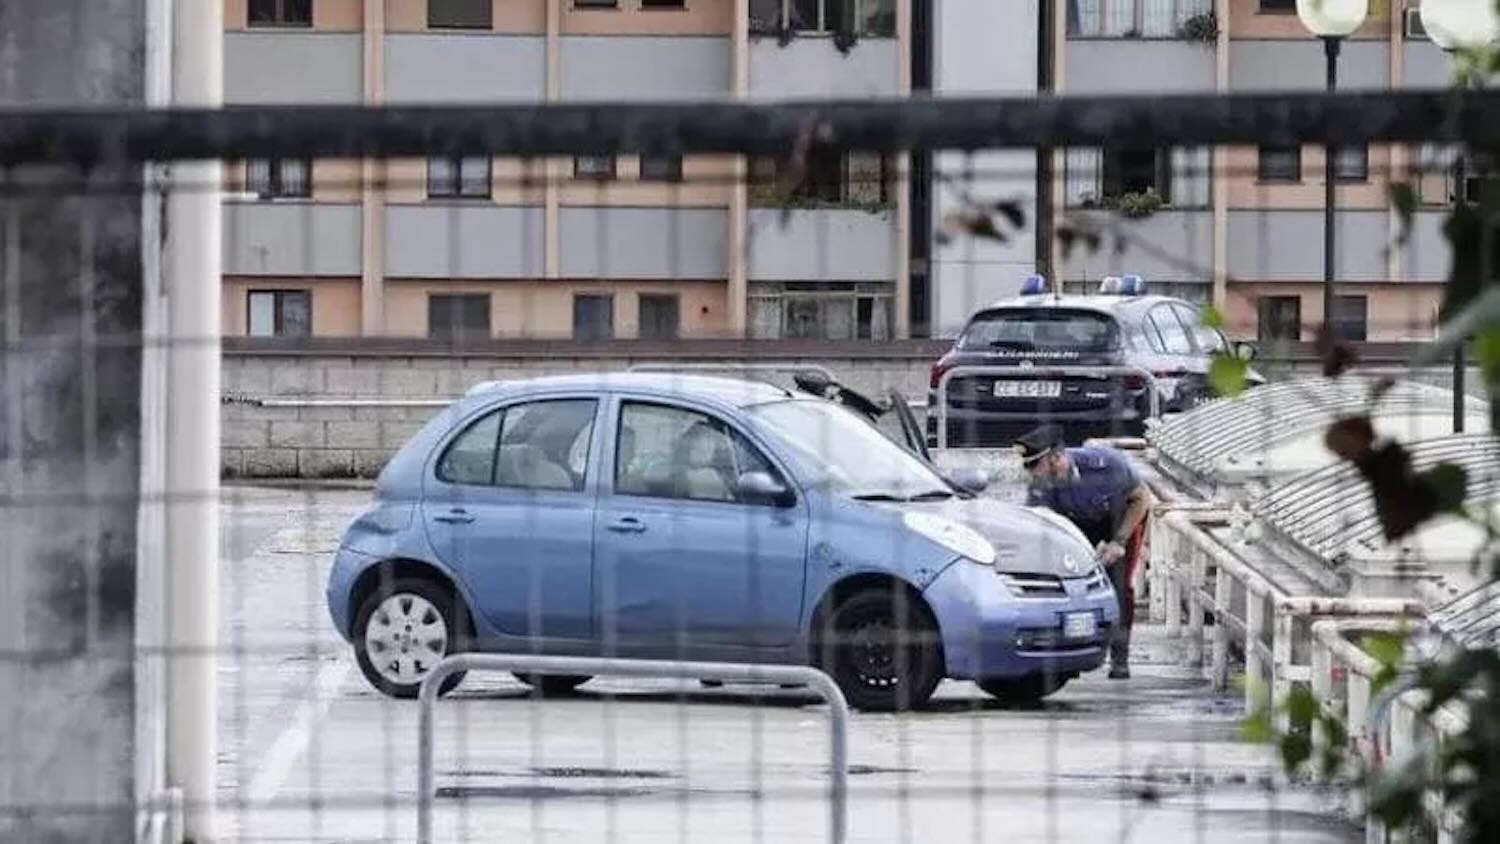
<box><xmin>1209</xmin><ymin>355</ymin><xmax>1248</xmax><ymax>398</ymax></box>
<box><xmin>1389</xmin><ymin>182</ymin><xmax>1417</xmax><ymax>245</ymax></box>
<box><xmin>1280</xmin><ymin>731</ymin><xmax>1313</xmax><ymax>773</ymax></box>
<box><xmin>1421</xmin><ymin>463</ymin><xmax>1469</xmax><ymax>514</ymax></box>
<box><xmin>1367</xmin><ymin>752</ymin><xmax>1431</xmax><ymax>829</ymax></box>
<box><xmin>1363</xmin><ymin>631</ymin><xmax>1407</xmax><ymax>672</ymax></box>
<box><xmin>1200</xmin><ymin>305</ymin><xmax>1224</xmax><ymax>330</ymax></box>
<box><xmin>1284</xmin><ymin>686</ymin><xmax>1320</xmax><ymax>729</ymax></box>
<box><xmin>1241</xmin><ymin>709</ymin><xmax>1275</xmax><ymax>744</ymax></box>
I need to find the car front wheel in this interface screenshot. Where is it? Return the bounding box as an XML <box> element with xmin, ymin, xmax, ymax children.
<box><xmin>354</xmin><ymin>578</ymin><xmax>466</xmax><ymax>699</ymax></box>
<box><xmin>821</xmin><ymin>588</ymin><xmax>943</xmax><ymax>712</ymax></box>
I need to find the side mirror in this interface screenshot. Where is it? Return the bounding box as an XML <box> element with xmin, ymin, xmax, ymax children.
<box><xmin>736</xmin><ymin>471</ymin><xmax>795</xmax><ymax>507</ymax></box>
<box><xmin>944</xmin><ymin>467</ymin><xmax>991</xmax><ymax>494</ymax></box>
<box><xmin>1233</xmin><ymin>341</ymin><xmax>1257</xmax><ymax>361</ymax></box>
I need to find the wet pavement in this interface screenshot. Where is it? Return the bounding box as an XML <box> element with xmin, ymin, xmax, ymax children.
<box><xmin>216</xmin><ymin>485</ymin><xmax>1360</xmax><ymax>843</ymax></box>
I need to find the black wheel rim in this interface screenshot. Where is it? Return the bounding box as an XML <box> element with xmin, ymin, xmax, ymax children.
<box><xmin>843</xmin><ymin>616</ymin><xmax>904</xmax><ymax>689</ymax></box>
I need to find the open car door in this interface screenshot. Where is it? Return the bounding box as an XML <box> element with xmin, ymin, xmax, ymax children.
<box><xmin>886</xmin><ymin>389</ymin><xmax>931</xmax><ymax>463</ymax></box>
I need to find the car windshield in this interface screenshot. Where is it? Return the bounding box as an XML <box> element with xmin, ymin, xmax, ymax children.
<box><xmin>958</xmin><ymin>308</ymin><xmax>1119</xmax><ymax>352</ymax></box>
<box><xmin>745</xmin><ymin>399</ymin><xmax>951</xmax><ymax>501</ymax></box>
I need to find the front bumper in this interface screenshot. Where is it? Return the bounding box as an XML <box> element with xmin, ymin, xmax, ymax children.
<box><xmin>923</xmin><ymin>559</ymin><xmax>1120</xmax><ymax>681</ymax></box>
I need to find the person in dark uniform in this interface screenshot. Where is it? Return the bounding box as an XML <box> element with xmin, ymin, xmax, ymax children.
<box><xmin>1015</xmin><ymin>424</ymin><xmax>1154</xmax><ymax>679</ymax></box>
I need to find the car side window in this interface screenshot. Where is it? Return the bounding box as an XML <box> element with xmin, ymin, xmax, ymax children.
<box><xmin>616</xmin><ymin>402</ymin><xmax>778</xmax><ymax>504</ymax></box>
<box><xmin>1149</xmin><ymin>306</ymin><xmax>1193</xmax><ymax>354</ymax></box>
<box><xmin>1125</xmin><ymin>316</ymin><xmax>1165</xmax><ymax>354</ymax></box>
<box><xmin>495</xmin><ymin>399</ymin><xmax>597</xmax><ymax>492</ymax></box>
<box><xmin>1174</xmin><ymin>303</ymin><xmax>1225</xmax><ymax>353</ymax></box>
<box><xmin>437</xmin><ymin>410</ymin><xmax>503</xmax><ymax>486</ymax></box>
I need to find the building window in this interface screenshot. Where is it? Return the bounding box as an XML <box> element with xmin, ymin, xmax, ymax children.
<box><xmin>429</xmin><ymin>0</ymin><xmax>492</xmax><ymax>28</ymax></box>
<box><xmin>1331</xmin><ymin>295</ymin><xmax>1368</xmax><ymax>342</ymax></box>
<box><xmin>1333</xmin><ymin>145</ymin><xmax>1369</xmax><ymax>183</ymax></box>
<box><xmin>641</xmin><ymin>0</ymin><xmax>687</xmax><ymax>7</ymax></box>
<box><xmin>749</xmin><ymin>150</ymin><xmax>891</xmax><ymax>207</ymax></box>
<box><xmin>248</xmin><ymin>0</ymin><xmax>313</xmax><ymax>27</ymax></box>
<box><xmin>574</xmin><ymin>155</ymin><xmax>617</xmax><ymax>181</ymax></box>
<box><xmin>1258</xmin><ymin>0</ymin><xmax>1297</xmax><ymax>12</ymax></box>
<box><xmin>1257</xmin><ymin>296</ymin><xmax>1302</xmax><ymax>344</ymax></box>
<box><xmin>748</xmin><ymin>283</ymin><xmax>891</xmax><ymax>340</ymax></box>
<box><xmin>638</xmin><ymin>294</ymin><xmax>680</xmax><ymax>340</ymax></box>
<box><xmin>428</xmin><ymin>156</ymin><xmax>492</xmax><ymax>198</ymax></box>
<box><xmin>1258</xmin><ymin>146</ymin><xmax>1302</xmax><ymax>183</ymax></box>
<box><xmin>1067</xmin><ymin>0</ymin><xmax>1212</xmax><ymax>38</ymax></box>
<box><xmin>751</xmin><ymin>0</ymin><xmax>896</xmax><ymax>37</ymax></box>
<box><xmin>428</xmin><ymin>294</ymin><xmax>491</xmax><ymax>342</ymax></box>
<box><xmin>639</xmin><ymin>154</ymin><xmax>683</xmax><ymax>182</ymax></box>
<box><xmin>574</xmin><ymin>0</ymin><xmax>619</xmax><ymax>8</ymax></box>
<box><xmin>1065</xmin><ymin>147</ymin><xmax>1208</xmax><ymax>208</ymax></box>
<box><xmin>247</xmin><ymin>290</ymin><xmax>311</xmax><ymax>338</ymax></box>
<box><xmin>246</xmin><ymin>158</ymin><xmax>311</xmax><ymax>199</ymax></box>
<box><xmin>574</xmin><ymin>294</ymin><xmax>615</xmax><ymax>340</ymax></box>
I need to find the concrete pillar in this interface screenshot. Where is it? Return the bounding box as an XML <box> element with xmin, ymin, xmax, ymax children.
<box><xmin>0</xmin><ymin>1</ymin><xmax>148</xmax><ymax>840</ymax></box>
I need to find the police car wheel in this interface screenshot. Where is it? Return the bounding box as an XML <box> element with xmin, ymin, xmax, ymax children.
<box><xmin>822</xmin><ymin>588</ymin><xmax>943</xmax><ymax>712</ymax></box>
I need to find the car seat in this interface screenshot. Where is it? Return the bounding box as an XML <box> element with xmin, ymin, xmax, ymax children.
<box><xmin>496</xmin><ymin>443</ymin><xmax>574</xmax><ymax>490</ymax></box>
<box><xmin>675</xmin><ymin>422</ymin><xmax>735</xmax><ymax>501</ymax></box>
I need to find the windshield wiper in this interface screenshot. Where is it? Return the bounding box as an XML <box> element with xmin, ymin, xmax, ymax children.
<box><xmin>851</xmin><ymin>490</ymin><xmax>954</xmax><ymax>503</ymax></box>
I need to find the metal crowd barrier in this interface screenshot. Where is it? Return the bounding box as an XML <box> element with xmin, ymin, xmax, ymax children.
<box><xmin>1308</xmin><ymin>619</ymin><xmax>1466</xmax><ymax>843</ymax></box>
<box><xmin>416</xmin><ymin>654</ymin><xmax>851</xmax><ymax>844</ymax></box>
<box><xmin>932</xmin><ymin>365</ymin><xmax>1162</xmax><ymax>451</ymax></box>
<box><xmin>1149</xmin><ymin>510</ymin><xmax>1419</xmax><ymax>726</ymax></box>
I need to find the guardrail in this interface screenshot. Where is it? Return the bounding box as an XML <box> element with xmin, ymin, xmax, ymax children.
<box><xmin>416</xmin><ymin>654</ymin><xmax>851</xmax><ymax>844</ymax></box>
<box><xmin>932</xmin><ymin>365</ymin><xmax>1162</xmax><ymax>451</ymax></box>
<box><xmin>1307</xmin><ymin>619</ymin><xmax>1467</xmax><ymax>843</ymax></box>
<box><xmin>1149</xmin><ymin>510</ymin><xmax>1420</xmax><ymax>726</ymax></box>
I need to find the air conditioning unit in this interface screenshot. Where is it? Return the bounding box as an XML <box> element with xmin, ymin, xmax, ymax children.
<box><xmin>1403</xmin><ymin>7</ymin><xmax>1428</xmax><ymax>40</ymax></box>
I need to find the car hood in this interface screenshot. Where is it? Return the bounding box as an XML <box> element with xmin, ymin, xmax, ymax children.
<box><xmin>900</xmin><ymin>497</ymin><xmax>1098</xmax><ymax>578</ymax></box>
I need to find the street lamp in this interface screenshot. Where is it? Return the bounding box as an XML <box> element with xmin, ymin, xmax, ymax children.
<box><xmin>1296</xmin><ymin>0</ymin><xmax>1367</xmax><ymax>343</ymax></box>
<box><xmin>1421</xmin><ymin>0</ymin><xmax>1499</xmax><ymax>432</ymax></box>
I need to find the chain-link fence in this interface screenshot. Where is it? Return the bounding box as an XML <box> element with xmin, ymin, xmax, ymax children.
<box><xmin>5</xmin><ymin>4</ymin><xmax>1500</xmax><ymax>842</ymax></box>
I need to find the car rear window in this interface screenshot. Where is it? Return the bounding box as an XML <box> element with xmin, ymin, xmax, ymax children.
<box><xmin>958</xmin><ymin>308</ymin><xmax>1120</xmax><ymax>353</ymax></box>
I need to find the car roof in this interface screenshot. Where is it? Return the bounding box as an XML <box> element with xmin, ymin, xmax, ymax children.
<box><xmin>975</xmin><ymin>293</ymin><xmax>1187</xmax><ymax>318</ymax></box>
<box><xmin>466</xmin><ymin>371</ymin><xmax>795</xmax><ymax>408</ymax></box>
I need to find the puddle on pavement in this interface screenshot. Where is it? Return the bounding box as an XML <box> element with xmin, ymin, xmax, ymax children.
<box><xmin>442</xmin><ymin>766</ymin><xmax>675</xmax><ymax>780</ymax></box>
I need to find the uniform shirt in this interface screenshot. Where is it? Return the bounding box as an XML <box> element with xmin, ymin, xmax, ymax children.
<box><xmin>1026</xmin><ymin>446</ymin><xmax>1141</xmax><ymax>546</ymax></box>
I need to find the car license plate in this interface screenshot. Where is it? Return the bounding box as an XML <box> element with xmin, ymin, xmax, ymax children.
<box><xmin>993</xmin><ymin>380</ymin><xmax>1062</xmax><ymax>399</ymax></box>
<box><xmin>1062</xmin><ymin>612</ymin><xmax>1096</xmax><ymax>640</ymax></box>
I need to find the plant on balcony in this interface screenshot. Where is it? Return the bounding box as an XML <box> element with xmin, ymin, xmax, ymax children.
<box><xmin>1178</xmin><ymin>12</ymin><xmax>1219</xmax><ymax>45</ymax></box>
<box><xmin>1112</xmin><ymin>188</ymin><xmax>1167</xmax><ymax>218</ymax></box>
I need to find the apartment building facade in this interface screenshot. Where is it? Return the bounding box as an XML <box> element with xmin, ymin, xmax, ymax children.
<box><xmin>1051</xmin><ymin>0</ymin><xmax>1456</xmax><ymax>341</ymax></box>
<box><xmin>223</xmin><ymin>0</ymin><xmax>1058</xmax><ymax>342</ymax></box>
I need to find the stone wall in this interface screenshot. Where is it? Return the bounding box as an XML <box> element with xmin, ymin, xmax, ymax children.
<box><xmin>222</xmin><ymin>342</ymin><xmax>1485</xmax><ymax>480</ymax></box>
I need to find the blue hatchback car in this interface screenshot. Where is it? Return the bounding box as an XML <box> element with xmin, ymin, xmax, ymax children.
<box><xmin>327</xmin><ymin>373</ymin><xmax>1119</xmax><ymax>711</ymax></box>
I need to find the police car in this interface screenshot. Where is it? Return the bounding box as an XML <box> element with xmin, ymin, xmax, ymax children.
<box><xmin>927</xmin><ymin>274</ymin><xmax>1262</xmax><ymax>448</ymax></box>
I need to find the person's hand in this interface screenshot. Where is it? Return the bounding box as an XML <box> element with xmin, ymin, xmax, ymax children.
<box><xmin>1095</xmin><ymin>541</ymin><xmax>1126</xmax><ymax>565</ymax></box>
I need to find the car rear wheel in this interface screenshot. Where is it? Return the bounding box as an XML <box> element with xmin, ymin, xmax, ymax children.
<box><xmin>822</xmin><ymin>588</ymin><xmax>943</xmax><ymax>712</ymax></box>
<box><xmin>513</xmin><ymin>673</ymin><xmax>592</xmax><ymax>696</ymax></box>
<box><xmin>977</xmin><ymin>673</ymin><xmax>1070</xmax><ymax>703</ymax></box>
<box><xmin>354</xmin><ymin>578</ymin><xmax>466</xmax><ymax>699</ymax></box>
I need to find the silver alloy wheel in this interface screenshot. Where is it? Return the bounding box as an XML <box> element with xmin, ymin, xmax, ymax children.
<box><xmin>363</xmin><ymin>592</ymin><xmax>449</xmax><ymax>686</ymax></box>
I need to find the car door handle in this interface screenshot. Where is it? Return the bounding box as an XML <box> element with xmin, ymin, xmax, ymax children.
<box><xmin>606</xmin><ymin>517</ymin><xmax>647</xmax><ymax>534</ymax></box>
<box><xmin>434</xmin><ymin>508</ymin><xmax>475</xmax><ymax>525</ymax></box>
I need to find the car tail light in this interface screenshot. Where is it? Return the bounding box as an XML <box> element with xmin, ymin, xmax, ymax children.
<box><xmin>930</xmin><ymin>357</ymin><xmax>957</xmax><ymax>390</ymax></box>
<box><xmin>1122</xmin><ymin>374</ymin><xmax>1146</xmax><ymax>390</ymax></box>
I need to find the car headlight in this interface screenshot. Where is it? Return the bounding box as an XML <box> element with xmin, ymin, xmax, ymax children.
<box><xmin>902</xmin><ymin>512</ymin><xmax>996</xmax><ymax>565</ymax></box>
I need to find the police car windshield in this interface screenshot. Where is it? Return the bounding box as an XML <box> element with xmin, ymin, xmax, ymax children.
<box><xmin>958</xmin><ymin>308</ymin><xmax>1119</xmax><ymax>353</ymax></box>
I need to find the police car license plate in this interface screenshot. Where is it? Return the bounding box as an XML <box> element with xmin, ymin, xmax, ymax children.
<box><xmin>1062</xmin><ymin>612</ymin><xmax>1096</xmax><ymax>640</ymax></box>
<box><xmin>993</xmin><ymin>380</ymin><xmax>1061</xmax><ymax>398</ymax></box>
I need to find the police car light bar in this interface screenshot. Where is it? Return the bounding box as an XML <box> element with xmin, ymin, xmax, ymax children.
<box><xmin>1098</xmin><ymin>274</ymin><xmax>1146</xmax><ymax>295</ymax></box>
<box><xmin>1020</xmin><ymin>274</ymin><xmax>1047</xmax><ymax>295</ymax></box>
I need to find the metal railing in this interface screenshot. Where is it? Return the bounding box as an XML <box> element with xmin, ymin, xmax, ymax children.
<box><xmin>1150</xmin><ymin>509</ymin><xmax>1420</xmax><ymax>725</ymax></box>
<box><xmin>416</xmin><ymin>654</ymin><xmax>851</xmax><ymax>844</ymax></box>
<box><xmin>932</xmin><ymin>365</ymin><xmax>1162</xmax><ymax>451</ymax></box>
